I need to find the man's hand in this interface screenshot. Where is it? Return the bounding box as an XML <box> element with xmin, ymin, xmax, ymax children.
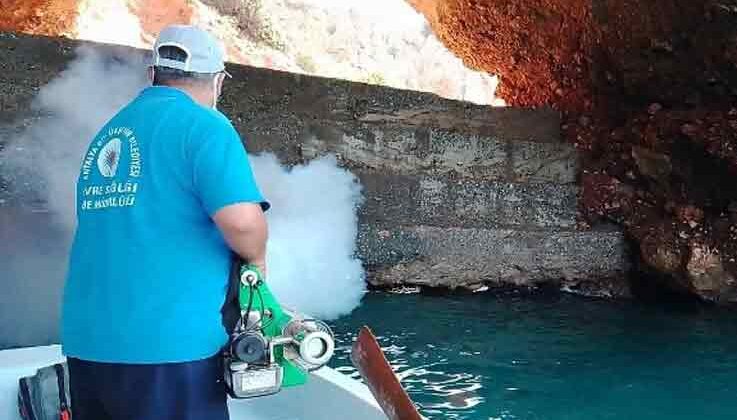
<box><xmin>250</xmin><ymin>259</ymin><xmax>267</xmax><ymax>279</ymax></box>
<box><xmin>213</xmin><ymin>203</ymin><xmax>268</xmax><ymax>272</ymax></box>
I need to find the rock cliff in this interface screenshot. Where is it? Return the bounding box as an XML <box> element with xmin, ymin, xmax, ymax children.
<box><xmin>409</xmin><ymin>0</ymin><xmax>737</xmax><ymax>303</ymax></box>
<box><xmin>0</xmin><ymin>34</ymin><xmax>627</xmax><ymax>296</ymax></box>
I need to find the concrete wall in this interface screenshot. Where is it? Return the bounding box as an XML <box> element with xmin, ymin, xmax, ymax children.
<box><xmin>0</xmin><ymin>33</ymin><xmax>630</xmax><ymax>296</ymax></box>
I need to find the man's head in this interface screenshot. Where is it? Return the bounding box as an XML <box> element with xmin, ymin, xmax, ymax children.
<box><xmin>148</xmin><ymin>25</ymin><xmax>231</xmax><ymax>108</ymax></box>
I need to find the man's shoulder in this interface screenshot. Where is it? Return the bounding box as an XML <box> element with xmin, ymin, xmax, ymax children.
<box><xmin>199</xmin><ymin>107</ymin><xmax>237</xmax><ymax>133</ymax></box>
<box><xmin>176</xmin><ymin>104</ymin><xmax>236</xmax><ymax>139</ymax></box>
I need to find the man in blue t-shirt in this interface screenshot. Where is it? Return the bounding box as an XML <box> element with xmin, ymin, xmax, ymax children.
<box><xmin>60</xmin><ymin>25</ymin><xmax>269</xmax><ymax>420</ymax></box>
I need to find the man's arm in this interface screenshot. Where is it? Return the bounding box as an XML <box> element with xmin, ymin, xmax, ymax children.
<box><xmin>190</xmin><ymin>120</ymin><xmax>271</xmax><ymax>275</ymax></box>
<box><xmin>213</xmin><ymin>203</ymin><xmax>268</xmax><ymax>275</ymax></box>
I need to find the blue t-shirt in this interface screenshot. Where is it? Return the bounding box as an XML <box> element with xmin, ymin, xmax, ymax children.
<box><xmin>61</xmin><ymin>86</ymin><xmax>269</xmax><ymax>364</ymax></box>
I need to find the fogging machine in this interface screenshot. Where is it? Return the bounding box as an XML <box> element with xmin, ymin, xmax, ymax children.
<box><xmin>223</xmin><ymin>263</ymin><xmax>336</xmax><ymax>399</ymax></box>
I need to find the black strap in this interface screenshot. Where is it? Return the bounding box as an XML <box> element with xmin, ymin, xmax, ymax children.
<box><xmin>18</xmin><ymin>378</ymin><xmax>37</xmax><ymax>420</ymax></box>
<box><xmin>221</xmin><ymin>254</ymin><xmax>244</xmax><ymax>335</ymax></box>
<box><xmin>53</xmin><ymin>363</ymin><xmax>69</xmax><ymax>410</ymax></box>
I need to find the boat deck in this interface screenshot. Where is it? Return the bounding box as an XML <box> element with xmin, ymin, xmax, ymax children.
<box><xmin>0</xmin><ymin>345</ymin><xmax>387</xmax><ymax>420</ymax></box>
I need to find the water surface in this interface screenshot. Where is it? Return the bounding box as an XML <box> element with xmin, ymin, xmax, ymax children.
<box><xmin>329</xmin><ymin>292</ymin><xmax>737</xmax><ymax>420</ymax></box>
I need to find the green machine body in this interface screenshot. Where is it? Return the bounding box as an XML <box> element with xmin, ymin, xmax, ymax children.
<box><xmin>223</xmin><ymin>264</ymin><xmax>336</xmax><ymax>399</ymax></box>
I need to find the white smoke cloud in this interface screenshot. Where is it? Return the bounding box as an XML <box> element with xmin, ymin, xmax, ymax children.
<box><xmin>252</xmin><ymin>153</ymin><xmax>366</xmax><ymax>319</ymax></box>
<box><xmin>0</xmin><ymin>46</ymin><xmax>149</xmax><ymax>348</ymax></box>
<box><xmin>0</xmin><ymin>44</ymin><xmax>365</xmax><ymax>348</ymax></box>
<box><xmin>4</xmin><ymin>45</ymin><xmax>149</xmax><ymax>228</ymax></box>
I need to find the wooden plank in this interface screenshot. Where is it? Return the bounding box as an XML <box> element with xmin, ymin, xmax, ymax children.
<box><xmin>351</xmin><ymin>326</ymin><xmax>423</xmax><ymax>420</ymax></box>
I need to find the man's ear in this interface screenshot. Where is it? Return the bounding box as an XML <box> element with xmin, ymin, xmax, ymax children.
<box><xmin>147</xmin><ymin>67</ymin><xmax>155</xmax><ymax>83</ymax></box>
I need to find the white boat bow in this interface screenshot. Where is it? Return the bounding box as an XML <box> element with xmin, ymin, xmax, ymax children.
<box><xmin>0</xmin><ymin>345</ymin><xmax>387</xmax><ymax>420</ymax></box>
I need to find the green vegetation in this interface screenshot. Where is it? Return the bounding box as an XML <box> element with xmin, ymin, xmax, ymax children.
<box><xmin>362</xmin><ymin>72</ymin><xmax>386</xmax><ymax>86</ymax></box>
<box><xmin>296</xmin><ymin>53</ymin><xmax>317</xmax><ymax>73</ymax></box>
<box><xmin>202</xmin><ymin>0</ymin><xmax>286</xmax><ymax>51</ymax></box>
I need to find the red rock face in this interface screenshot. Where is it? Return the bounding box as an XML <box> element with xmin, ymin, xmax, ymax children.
<box><xmin>0</xmin><ymin>0</ymin><xmax>194</xmax><ymax>43</ymax></box>
<box><xmin>595</xmin><ymin>1</ymin><xmax>736</xmax><ymax>108</ymax></box>
<box><xmin>412</xmin><ymin>0</ymin><xmax>737</xmax><ymax>302</ymax></box>
<box><xmin>412</xmin><ymin>0</ymin><xmax>736</xmax><ymax>113</ymax></box>
<box><xmin>414</xmin><ymin>0</ymin><xmax>597</xmax><ymax>113</ymax></box>
<box><xmin>128</xmin><ymin>0</ymin><xmax>193</xmax><ymax>38</ymax></box>
<box><xmin>0</xmin><ymin>0</ymin><xmax>79</xmax><ymax>36</ymax></box>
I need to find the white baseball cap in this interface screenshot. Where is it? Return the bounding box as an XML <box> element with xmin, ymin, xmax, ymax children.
<box><xmin>152</xmin><ymin>24</ymin><xmax>231</xmax><ymax>77</ymax></box>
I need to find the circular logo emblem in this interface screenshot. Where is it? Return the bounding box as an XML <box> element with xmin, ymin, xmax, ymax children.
<box><xmin>97</xmin><ymin>138</ymin><xmax>122</xmax><ymax>178</ymax></box>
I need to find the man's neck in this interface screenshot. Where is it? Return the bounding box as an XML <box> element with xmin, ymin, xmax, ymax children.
<box><xmin>158</xmin><ymin>83</ymin><xmax>211</xmax><ymax>108</ymax></box>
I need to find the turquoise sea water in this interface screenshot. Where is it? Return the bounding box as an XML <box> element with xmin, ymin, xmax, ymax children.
<box><xmin>328</xmin><ymin>292</ymin><xmax>737</xmax><ymax>420</ymax></box>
